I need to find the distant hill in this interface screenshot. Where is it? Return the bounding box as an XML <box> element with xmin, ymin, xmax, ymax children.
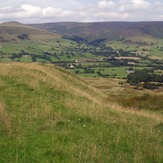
<box><xmin>0</xmin><ymin>21</ymin><xmax>61</xmax><ymax>42</ymax></box>
<box><xmin>31</xmin><ymin>21</ymin><xmax>163</xmax><ymax>41</ymax></box>
<box><xmin>2</xmin><ymin>21</ymin><xmax>163</xmax><ymax>43</ymax></box>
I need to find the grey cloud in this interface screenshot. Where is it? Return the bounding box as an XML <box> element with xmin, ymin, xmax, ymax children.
<box><xmin>0</xmin><ymin>0</ymin><xmax>163</xmax><ymax>23</ymax></box>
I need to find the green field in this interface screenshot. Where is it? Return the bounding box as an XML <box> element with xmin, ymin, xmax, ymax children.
<box><xmin>69</xmin><ymin>66</ymin><xmax>151</xmax><ymax>78</ymax></box>
<box><xmin>1</xmin><ymin>34</ymin><xmax>162</xmax><ymax>81</ymax></box>
<box><xmin>107</xmin><ymin>39</ymin><xmax>163</xmax><ymax>58</ymax></box>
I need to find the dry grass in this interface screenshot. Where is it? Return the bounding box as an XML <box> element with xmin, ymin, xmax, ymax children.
<box><xmin>0</xmin><ymin>101</ymin><xmax>12</xmax><ymax>131</ymax></box>
<box><xmin>115</xmin><ymin>57</ymin><xmax>141</xmax><ymax>60</ymax></box>
<box><xmin>0</xmin><ymin>62</ymin><xmax>162</xmax><ymax>162</ymax></box>
<box><xmin>83</xmin><ymin>76</ymin><xmax>163</xmax><ymax>121</ymax></box>
<box><xmin>7</xmin><ymin>63</ymin><xmax>106</xmax><ymax>104</ymax></box>
<box><xmin>83</xmin><ymin>77</ymin><xmax>163</xmax><ymax>97</ymax></box>
<box><xmin>109</xmin><ymin>102</ymin><xmax>163</xmax><ymax>123</ymax></box>
<box><xmin>1</xmin><ymin>63</ymin><xmax>162</xmax><ymax>121</ymax></box>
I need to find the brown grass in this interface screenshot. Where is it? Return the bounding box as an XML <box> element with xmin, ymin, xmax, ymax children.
<box><xmin>83</xmin><ymin>77</ymin><xmax>163</xmax><ymax>96</ymax></box>
<box><xmin>10</xmin><ymin>63</ymin><xmax>106</xmax><ymax>104</ymax></box>
<box><xmin>83</xmin><ymin>77</ymin><xmax>163</xmax><ymax>122</ymax></box>
<box><xmin>0</xmin><ymin>62</ymin><xmax>162</xmax><ymax>162</ymax></box>
<box><xmin>115</xmin><ymin>57</ymin><xmax>141</xmax><ymax>60</ymax></box>
<box><xmin>0</xmin><ymin>101</ymin><xmax>12</xmax><ymax>131</ymax></box>
<box><xmin>109</xmin><ymin>102</ymin><xmax>163</xmax><ymax>123</ymax></box>
<box><xmin>0</xmin><ymin>62</ymin><xmax>162</xmax><ymax>124</ymax></box>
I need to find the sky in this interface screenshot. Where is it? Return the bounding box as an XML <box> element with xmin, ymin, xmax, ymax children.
<box><xmin>0</xmin><ymin>0</ymin><xmax>163</xmax><ymax>23</ymax></box>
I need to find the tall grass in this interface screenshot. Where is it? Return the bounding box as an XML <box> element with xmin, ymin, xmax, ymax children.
<box><xmin>117</xmin><ymin>93</ymin><xmax>163</xmax><ymax>113</ymax></box>
<box><xmin>0</xmin><ymin>63</ymin><xmax>162</xmax><ymax>162</ymax></box>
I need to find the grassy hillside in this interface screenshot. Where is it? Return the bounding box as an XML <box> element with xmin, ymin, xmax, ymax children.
<box><xmin>0</xmin><ymin>21</ymin><xmax>60</xmax><ymax>42</ymax></box>
<box><xmin>0</xmin><ymin>63</ymin><xmax>162</xmax><ymax>162</ymax></box>
<box><xmin>84</xmin><ymin>77</ymin><xmax>163</xmax><ymax>113</ymax></box>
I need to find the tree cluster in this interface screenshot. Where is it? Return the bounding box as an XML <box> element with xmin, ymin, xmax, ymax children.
<box><xmin>127</xmin><ymin>69</ymin><xmax>163</xmax><ymax>89</ymax></box>
<box><xmin>17</xmin><ymin>34</ymin><xmax>29</xmax><ymax>40</ymax></box>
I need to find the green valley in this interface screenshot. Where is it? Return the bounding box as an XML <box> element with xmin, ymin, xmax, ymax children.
<box><xmin>0</xmin><ymin>22</ymin><xmax>163</xmax><ymax>83</ymax></box>
<box><xmin>0</xmin><ymin>21</ymin><xmax>163</xmax><ymax>162</ymax></box>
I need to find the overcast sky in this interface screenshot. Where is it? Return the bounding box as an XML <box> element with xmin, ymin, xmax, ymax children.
<box><xmin>0</xmin><ymin>0</ymin><xmax>163</xmax><ymax>23</ymax></box>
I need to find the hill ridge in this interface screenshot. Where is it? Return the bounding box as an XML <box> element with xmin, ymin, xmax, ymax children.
<box><xmin>30</xmin><ymin>21</ymin><xmax>163</xmax><ymax>41</ymax></box>
<box><xmin>0</xmin><ymin>22</ymin><xmax>61</xmax><ymax>42</ymax></box>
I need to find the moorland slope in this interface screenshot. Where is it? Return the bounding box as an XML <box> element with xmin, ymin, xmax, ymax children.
<box><xmin>0</xmin><ymin>21</ymin><xmax>60</xmax><ymax>42</ymax></box>
<box><xmin>31</xmin><ymin>21</ymin><xmax>163</xmax><ymax>41</ymax></box>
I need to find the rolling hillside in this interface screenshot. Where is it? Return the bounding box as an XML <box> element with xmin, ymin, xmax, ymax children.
<box><xmin>0</xmin><ymin>63</ymin><xmax>162</xmax><ymax>162</ymax></box>
<box><xmin>0</xmin><ymin>21</ymin><xmax>61</xmax><ymax>42</ymax></box>
<box><xmin>31</xmin><ymin>21</ymin><xmax>163</xmax><ymax>41</ymax></box>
